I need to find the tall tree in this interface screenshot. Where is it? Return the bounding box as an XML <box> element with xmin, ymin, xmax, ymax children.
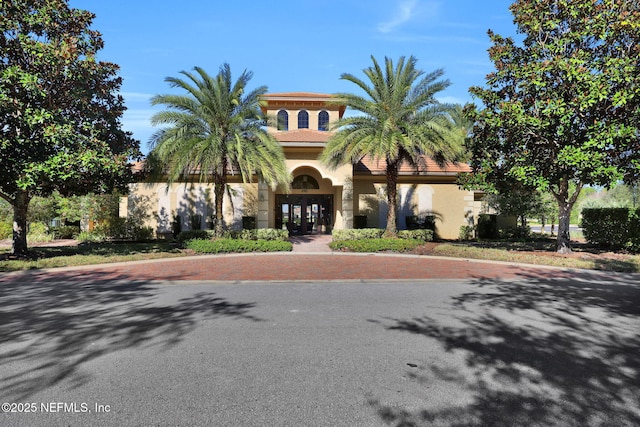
<box><xmin>149</xmin><ymin>65</ymin><xmax>291</xmax><ymax>237</ymax></box>
<box><xmin>321</xmin><ymin>55</ymin><xmax>465</xmax><ymax>237</ymax></box>
<box><xmin>0</xmin><ymin>0</ymin><xmax>140</xmax><ymax>256</ymax></box>
<box><xmin>465</xmin><ymin>0</ymin><xmax>640</xmax><ymax>253</ymax></box>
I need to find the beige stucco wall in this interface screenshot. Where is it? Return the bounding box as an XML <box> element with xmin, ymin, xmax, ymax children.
<box><xmin>352</xmin><ymin>178</ymin><xmax>478</xmax><ymax>240</ymax></box>
<box><xmin>121</xmin><ymin>181</ymin><xmax>257</xmax><ymax>236</ymax></box>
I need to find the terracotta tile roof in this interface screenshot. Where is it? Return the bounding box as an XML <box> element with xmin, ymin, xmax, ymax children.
<box><xmin>263</xmin><ymin>92</ymin><xmax>334</xmax><ymax>100</ymax></box>
<box><xmin>272</xmin><ymin>129</ymin><xmax>332</xmax><ymax>143</ymax></box>
<box><xmin>355</xmin><ymin>155</ymin><xmax>471</xmax><ymax>176</ymax></box>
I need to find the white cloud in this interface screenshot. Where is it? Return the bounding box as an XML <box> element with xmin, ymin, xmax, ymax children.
<box><xmin>377</xmin><ymin>0</ymin><xmax>440</xmax><ymax>34</ymax></box>
<box><xmin>378</xmin><ymin>0</ymin><xmax>418</xmax><ymax>33</ymax></box>
<box><xmin>121</xmin><ymin>92</ymin><xmax>154</xmax><ymax>102</ymax></box>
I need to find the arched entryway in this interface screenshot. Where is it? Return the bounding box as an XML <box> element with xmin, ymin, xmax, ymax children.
<box><xmin>276</xmin><ymin>194</ymin><xmax>333</xmax><ymax>235</ymax></box>
<box><xmin>275</xmin><ymin>168</ymin><xmax>335</xmax><ymax>235</ymax></box>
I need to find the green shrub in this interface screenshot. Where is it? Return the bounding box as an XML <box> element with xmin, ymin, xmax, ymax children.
<box><xmin>332</xmin><ymin>228</ymin><xmax>384</xmax><ymax>241</ymax></box>
<box><xmin>77</xmin><ymin>231</ymin><xmax>107</xmax><ymax>243</ymax></box>
<box><xmin>50</xmin><ymin>225</ymin><xmax>80</xmax><ymax>239</ymax></box>
<box><xmin>176</xmin><ymin>230</ymin><xmax>212</xmax><ymax>244</ymax></box>
<box><xmin>499</xmin><ymin>226</ymin><xmax>531</xmax><ymax>239</ymax></box>
<box><xmin>329</xmin><ymin>238</ymin><xmax>423</xmax><ymax>252</ymax></box>
<box><xmin>459</xmin><ymin>225</ymin><xmax>475</xmax><ymax>241</ymax></box>
<box><xmin>185</xmin><ymin>238</ymin><xmax>292</xmax><ymax>253</ymax></box>
<box><xmin>582</xmin><ymin>208</ymin><xmax>640</xmax><ymax>251</ymax></box>
<box><xmin>255</xmin><ymin>228</ymin><xmax>288</xmax><ymax>241</ymax></box>
<box><xmin>0</xmin><ymin>221</ymin><xmax>12</xmax><ymax>239</ymax></box>
<box><xmin>628</xmin><ymin>210</ymin><xmax>640</xmax><ymax>252</ymax></box>
<box><xmin>26</xmin><ymin>222</ymin><xmax>54</xmax><ymax>243</ymax></box>
<box><xmin>397</xmin><ymin>229</ymin><xmax>433</xmax><ymax>241</ymax></box>
<box><xmin>477</xmin><ymin>214</ymin><xmax>498</xmax><ymax>239</ymax></box>
<box><xmin>222</xmin><ymin>228</ymin><xmax>289</xmax><ymax>241</ymax></box>
<box><xmin>129</xmin><ymin>226</ymin><xmax>155</xmax><ymax>242</ymax></box>
<box><xmin>29</xmin><ymin>222</ymin><xmax>48</xmax><ymax>234</ymax></box>
<box><xmin>96</xmin><ymin>218</ymin><xmax>156</xmax><ymax>241</ymax></box>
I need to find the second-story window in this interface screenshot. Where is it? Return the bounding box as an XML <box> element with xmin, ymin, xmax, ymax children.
<box><xmin>277</xmin><ymin>110</ymin><xmax>288</xmax><ymax>131</ymax></box>
<box><xmin>298</xmin><ymin>110</ymin><xmax>309</xmax><ymax>129</ymax></box>
<box><xmin>318</xmin><ymin>110</ymin><xmax>329</xmax><ymax>131</ymax></box>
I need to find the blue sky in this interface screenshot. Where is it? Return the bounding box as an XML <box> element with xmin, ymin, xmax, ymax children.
<box><xmin>69</xmin><ymin>0</ymin><xmax>517</xmax><ymax>152</ymax></box>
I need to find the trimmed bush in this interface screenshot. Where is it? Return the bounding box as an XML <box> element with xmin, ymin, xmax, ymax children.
<box><xmin>50</xmin><ymin>225</ymin><xmax>80</xmax><ymax>239</ymax></box>
<box><xmin>332</xmin><ymin>228</ymin><xmax>384</xmax><ymax>241</ymax></box>
<box><xmin>185</xmin><ymin>238</ymin><xmax>292</xmax><ymax>253</ymax></box>
<box><xmin>176</xmin><ymin>230</ymin><xmax>212</xmax><ymax>244</ymax></box>
<box><xmin>477</xmin><ymin>214</ymin><xmax>498</xmax><ymax>239</ymax></box>
<box><xmin>329</xmin><ymin>238</ymin><xmax>423</xmax><ymax>252</ymax></box>
<box><xmin>499</xmin><ymin>226</ymin><xmax>531</xmax><ymax>239</ymax></box>
<box><xmin>582</xmin><ymin>208</ymin><xmax>640</xmax><ymax>251</ymax></box>
<box><xmin>94</xmin><ymin>218</ymin><xmax>155</xmax><ymax>242</ymax></box>
<box><xmin>397</xmin><ymin>229</ymin><xmax>433</xmax><ymax>242</ymax></box>
<box><xmin>222</xmin><ymin>228</ymin><xmax>289</xmax><ymax>241</ymax></box>
<box><xmin>77</xmin><ymin>231</ymin><xmax>107</xmax><ymax>243</ymax></box>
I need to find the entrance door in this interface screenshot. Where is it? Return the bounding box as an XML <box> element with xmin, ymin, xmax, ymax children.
<box><xmin>276</xmin><ymin>195</ymin><xmax>333</xmax><ymax>235</ymax></box>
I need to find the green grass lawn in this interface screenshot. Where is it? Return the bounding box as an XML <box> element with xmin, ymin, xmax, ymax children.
<box><xmin>0</xmin><ymin>242</ymin><xmax>187</xmax><ymax>272</ymax></box>
<box><xmin>429</xmin><ymin>241</ymin><xmax>640</xmax><ymax>273</ymax></box>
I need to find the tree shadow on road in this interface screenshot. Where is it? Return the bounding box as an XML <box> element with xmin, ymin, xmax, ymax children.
<box><xmin>369</xmin><ymin>270</ymin><xmax>640</xmax><ymax>426</ymax></box>
<box><xmin>0</xmin><ymin>270</ymin><xmax>263</xmax><ymax>400</ymax></box>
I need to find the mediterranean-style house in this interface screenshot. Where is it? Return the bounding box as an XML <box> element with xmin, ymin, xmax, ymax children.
<box><xmin>121</xmin><ymin>92</ymin><xmax>483</xmax><ymax>240</ymax></box>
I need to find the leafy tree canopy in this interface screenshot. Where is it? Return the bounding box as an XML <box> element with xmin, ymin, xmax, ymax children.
<box><xmin>0</xmin><ymin>0</ymin><xmax>141</xmax><ymax>255</ymax></box>
<box><xmin>464</xmin><ymin>0</ymin><xmax>640</xmax><ymax>252</ymax></box>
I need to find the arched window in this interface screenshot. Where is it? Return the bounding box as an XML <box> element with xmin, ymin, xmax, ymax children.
<box><xmin>318</xmin><ymin>110</ymin><xmax>329</xmax><ymax>131</ymax></box>
<box><xmin>298</xmin><ymin>110</ymin><xmax>309</xmax><ymax>129</ymax></box>
<box><xmin>292</xmin><ymin>175</ymin><xmax>319</xmax><ymax>189</ymax></box>
<box><xmin>277</xmin><ymin>110</ymin><xmax>288</xmax><ymax>131</ymax></box>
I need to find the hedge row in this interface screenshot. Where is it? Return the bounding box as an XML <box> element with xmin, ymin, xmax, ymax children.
<box><xmin>329</xmin><ymin>238</ymin><xmax>424</xmax><ymax>252</ymax></box>
<box><xmin>224</xmin><ymin>228</ymin><xmax>289</xmax><ymax>241</ymax></box>
<box><xmin>176</xmin><ymin>228</ymin><xmax>289</xmax><ymax>244</ymax></box>
<box><xmin>332</xmin><ymin>228</ymin><xmax>433</xmax><ymax>242</ymax></box>
<box><xmin>185</xmin><ymin>238</ymin><xmax>292</xmax><ymax>254</ymax></box>
<box><xmin>581</xmin><ymin>208</ymin><xmax>640</xmax><ymax>251</ymax></box>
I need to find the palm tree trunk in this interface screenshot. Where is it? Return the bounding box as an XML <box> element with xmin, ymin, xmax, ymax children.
<box><xmin>12</xmin><ymin>190</ymin><xmax>30</xmax><ymax>257</ymax></box>
<box><xmin>384</xmin><ymin>160</ymin><xmax>399</xmax><ymax>238</ymax></box>
<box><xmin>214</xmin><ymin>175</ymin><xmax>226</xmax><ymax>237</ymax></box>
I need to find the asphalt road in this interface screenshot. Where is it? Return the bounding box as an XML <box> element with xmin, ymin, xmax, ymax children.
<box><xmin>1</xmin><ymin>275</ymin><xmax>639</xmax><ymax>426</ymax></box>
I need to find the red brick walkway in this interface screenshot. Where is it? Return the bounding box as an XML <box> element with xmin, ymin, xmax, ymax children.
<box><xmin>0</xmin><ymin>253</ymin><xmax>569</xmax><ymax>284</ymax></box>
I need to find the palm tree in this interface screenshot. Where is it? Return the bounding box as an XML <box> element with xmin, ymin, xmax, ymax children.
<box><xmin>320</xmin><ymin>55</ymin><xmax>466</xmax><ymax>237</ymax></box>
<box><xmin>149</xmin><ymin>64</ymin><xmax>291</xmax><ymax>236</ymax></box>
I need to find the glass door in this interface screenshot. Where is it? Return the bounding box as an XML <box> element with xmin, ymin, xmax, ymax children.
<box><xmin>276</xmin><ymin>195</ymin><xmax>333</xmax><ymax>234</ymax></box>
